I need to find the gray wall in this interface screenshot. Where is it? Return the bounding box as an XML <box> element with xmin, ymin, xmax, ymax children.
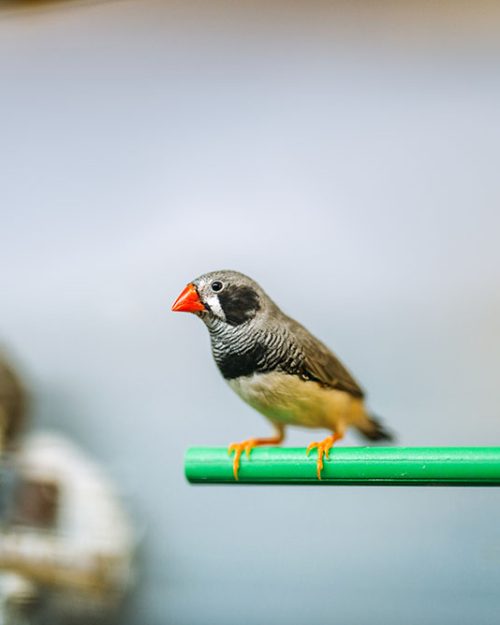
<box><xmin>1</xmin><ymin>2</ymin><xmax>500</xmax><ymax>623</ymax></box>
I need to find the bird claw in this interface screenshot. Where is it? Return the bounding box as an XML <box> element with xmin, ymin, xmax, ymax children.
<box><xmin>228</xmin><ymin>439</ymin><xmax>257</xmax><ymax>480</ymax></box>
<box><xmin>306</xmin><ymin>434</ymin><xmax>341</xmax><ymax>480</ymax></box>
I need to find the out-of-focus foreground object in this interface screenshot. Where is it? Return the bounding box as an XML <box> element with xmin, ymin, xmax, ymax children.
<box><xmin>0</xmin><ymin>0</ymin><xmax>112</xmax><ymax>12</ymax></box>
<box><xmin>185</xmin><ymin>446</ymin><xmax>500</xmax><ymax>486</ymax></box>
<box><xmin>0</xmin><ymin>351</ymin><xmax>136</xmax><ymax>625</ymax></box>
<box><xmin>0</xmin><ymin>354</ymin><xmax>27</xmax><ymax>454</ymax></box>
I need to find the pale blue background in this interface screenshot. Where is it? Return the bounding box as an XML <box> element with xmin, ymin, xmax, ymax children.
<box><xmin>1</xmin><ymin>1</ymin><xmax>500</xmax><ymax>623</ymax></box>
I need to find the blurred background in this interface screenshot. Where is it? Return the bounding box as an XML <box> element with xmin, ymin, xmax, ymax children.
<box><xmin>1</xmin><ymin>0</ymin><xmax>500</xmax><ymax>623</ymax></box>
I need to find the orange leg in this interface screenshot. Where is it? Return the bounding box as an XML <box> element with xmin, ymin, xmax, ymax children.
<box><xmin>306</xmin><ymin>433</ymin><xmax>343</xmax><ymax>480</ymax></box>
<box><xmin>228</xmin><ymin>427</ymin><xmax>284</xmax><ymax>481</ymax></box>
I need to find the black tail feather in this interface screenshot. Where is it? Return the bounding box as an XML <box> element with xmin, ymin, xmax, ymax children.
<box><xmin>358</xmin><ymin>414</ymin><xmax>395</xmax><ymax>442</ymax></box>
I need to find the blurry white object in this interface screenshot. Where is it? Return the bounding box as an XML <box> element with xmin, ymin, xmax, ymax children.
<box><xmin>0</xmin><ymin>573</ymin><xmax>38</xmax><ymax>625</ymax></box>
<box><xmin>0</xmin><ymin>432</ymin><xmax>135</xmax><ymax>624</ymax></box>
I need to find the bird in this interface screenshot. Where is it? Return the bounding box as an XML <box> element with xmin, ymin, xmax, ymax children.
<box><xmin>172</xmin><ymin>270</ymin><xmax>393</xmax><ymax>480</ymax></box>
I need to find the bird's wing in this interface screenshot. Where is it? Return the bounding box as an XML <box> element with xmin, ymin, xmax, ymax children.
<box><xmin>286</xmin><ymin>318</ymin><xmax>365</xmax><ymax>399</ymax></box>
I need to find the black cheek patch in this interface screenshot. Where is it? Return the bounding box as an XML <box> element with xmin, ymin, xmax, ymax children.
<box><xmin>217</xmin><ymin>343</ymin><xmax>268</xmax><ymax>379</ymax></box>
<box><xmin>218</xmin><ymin>285</ymin><xmax>260</xmax><ymax>326</ymax></box>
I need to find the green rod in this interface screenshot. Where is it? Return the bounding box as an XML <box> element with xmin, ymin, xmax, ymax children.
<box><xmin>185</xmin><ymin>447</ymin><xmax>500</xmax><ymax>485</ymax></box>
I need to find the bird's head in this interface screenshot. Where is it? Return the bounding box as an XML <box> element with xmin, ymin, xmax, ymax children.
<box><xmin>172</xmin><ymin>270</ymin><xmax>274</xmax><ymax>328</ymax></box>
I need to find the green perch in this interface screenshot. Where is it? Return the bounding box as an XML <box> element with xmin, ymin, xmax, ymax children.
<box><xmin>185</xmin><ymin>446</ymin><xmax>500</xmax><ymax>485</ymax></box>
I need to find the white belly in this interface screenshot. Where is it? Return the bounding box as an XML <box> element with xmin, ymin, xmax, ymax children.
<box><xmin>228</xmin><ymin>371</ymin><xmax>363</xmax><ymax>431</ymax></box>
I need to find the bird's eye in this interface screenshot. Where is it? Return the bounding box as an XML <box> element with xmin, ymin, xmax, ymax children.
<box><xmin>211</xmin><ymin>280</ymin><xmax>224</xmax><ymax>292</ymax></box>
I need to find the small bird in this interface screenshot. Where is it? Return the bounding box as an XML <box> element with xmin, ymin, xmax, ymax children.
<box><xmin>172</xmin><ymin>270</ymin><xmax>393</xmax><ymax>479</ymax></box>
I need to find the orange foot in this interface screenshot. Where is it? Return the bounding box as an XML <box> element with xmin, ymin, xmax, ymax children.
<box><xmin>228</xmin><ymin>433</ymin><xmax>284</xmax><ymax>481</ymax></box>
<box><xmin>306</xmin><ymin>433</ymin><xmax>343</xmax><ymax>480</ymax></box>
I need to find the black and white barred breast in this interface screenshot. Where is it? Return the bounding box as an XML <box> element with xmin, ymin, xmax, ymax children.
<box><xmin>209</xmin><ymin>323</ymin><xmax>316</xmax><ymax>384</ymax></box>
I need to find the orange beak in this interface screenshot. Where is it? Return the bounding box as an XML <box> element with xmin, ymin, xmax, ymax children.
<box><xmin>171</xmin><ymin>283</ymin><xmax>205</xmax><ymax>313</ymax></box>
